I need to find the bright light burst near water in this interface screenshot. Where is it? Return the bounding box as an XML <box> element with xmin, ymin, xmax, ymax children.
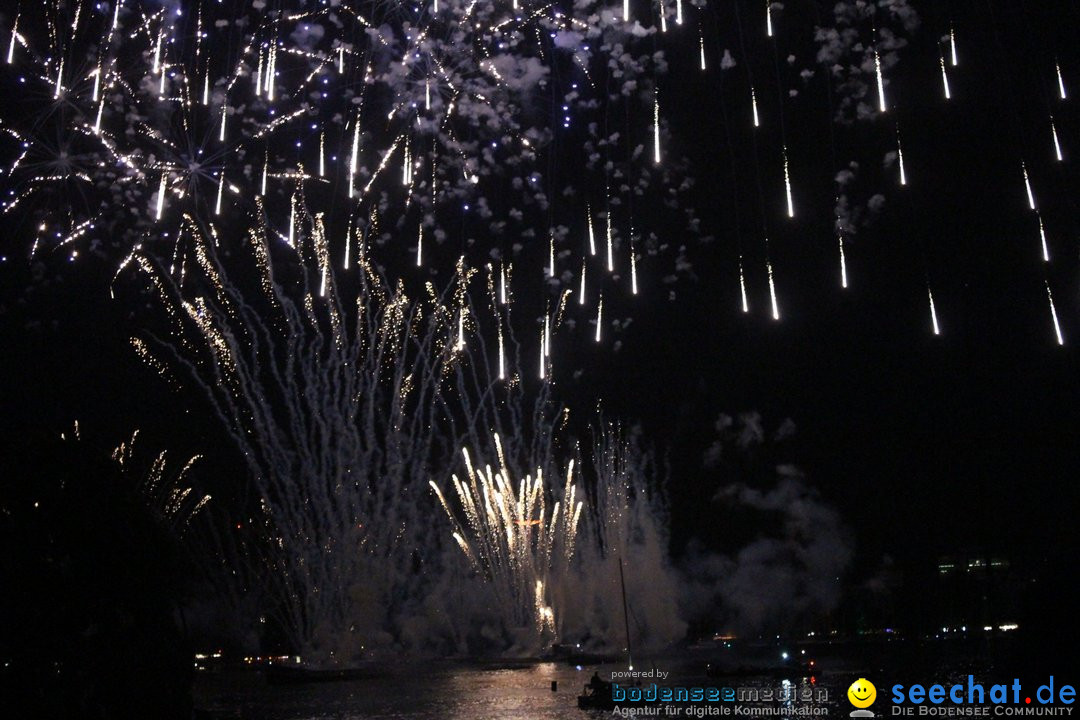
<box><xmin>431</xmin><ymin>436</ymin><xmax>583</xmax><ymax>645</ymax></box>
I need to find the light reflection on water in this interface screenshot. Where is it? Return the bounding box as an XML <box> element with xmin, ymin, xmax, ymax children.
<box><xmin>198</xmin><ymin>662</ymin><xmax>602</xmax><ymax>720</ymax></box>
<box><xmin>195</xmin><ymin>643</ymin><xmax>993</xmax><ymax>720</ymax></box>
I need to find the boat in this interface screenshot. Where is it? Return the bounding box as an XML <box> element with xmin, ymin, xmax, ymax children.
<box><xmin>578</xmin><ymin>679</ymin><xmax>617</xmax><ymax>711</ymax></box>
<box><xmin>578</xmin><ymin>557</ymin><xmax>644</xmax><ymax>711</ymax></box>
<box><xmin>577</xmin><ymin>677</ymin><xmax>667</xmax><ymax>711</ymax></box>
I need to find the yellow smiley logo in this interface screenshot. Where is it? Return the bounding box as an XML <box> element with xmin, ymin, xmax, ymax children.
<box><xmin>848</xmin><ymin>678</ymin><xmax>877</xmax><ymax>708</ymax></box>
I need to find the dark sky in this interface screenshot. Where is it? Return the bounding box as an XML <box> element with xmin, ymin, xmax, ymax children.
<box><xmin>630</xmin><ymin>0</ymin><xmax>1080</xmax><ymax>575</ymax></box>
<box><xmin>2</xmin><ymin>0</ymin><xmax>1080</xmax><ymax>625</ymax></box>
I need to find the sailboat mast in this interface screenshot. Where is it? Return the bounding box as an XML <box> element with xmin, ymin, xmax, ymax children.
<box><xmin>619</xmin><ymin>556</ymin><xmax>633</xmax><ymax>670</ymax></box>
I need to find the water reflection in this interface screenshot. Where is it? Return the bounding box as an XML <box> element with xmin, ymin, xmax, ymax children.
<box><xmin>195</xmin><ymin>642</ymin><xmax>994</xmax><ymax>720</ymax></box>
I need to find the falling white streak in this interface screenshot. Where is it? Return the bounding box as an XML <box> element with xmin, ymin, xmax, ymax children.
<box><xmin>1057</xmin><ymin>63</ymin><xmax>1067</xmax><ymax>100</ymax></box>
<box><xmin>751</xmin><ymin>87</ymin><xmax>760</xmax><ymax>127</ymax></box>
<box><xmin>676</xmin><ymin>0</ymin><xmax>683</xmax><ymax>25</ymax></box>
<box><xmin>940</xmin><ymin>56</ymin><xmax>951</xmax><ymax>100</ymax></box>
<box><xmin>874</xmin><ymin>48</ymin><xmax>887</xmax><ymax>112</ymax></box>
<box><xmin>348</xmin><ymin>119</ymin><xmax>360</xmax><ymax>198</ymax></box>
<box><xmin>498</xmin><ymin>327</ymin><xmax>506</xmax><ymax>380</ymax></box>
<box><xmin>456</xmin><ymin>309</ymin><xmax>465</xmax><ymax>351</ymax></box>
<box><xmin>215</xmin><ymin>172</ymin><xmax>225</xmax><ymax>215</ymax></box>
<box><xmin>659</xmin><ymin>0</ymin><xmax>668</xmax><ymax>33</ymax></box>
<box><xmin>631</xmin><ymin>244</ymin><xmax>638</xmax><ymax>295</ymax></box>
<box><xmin>839</xmin><ymin>234</ymin><xmax>848</xmax><ymax>289</ymax></box>
<box><xmin>766</xmin><ymin>1</ymin><xmax>773</xmax><ymax>37</ymax></box>
<box><xmin>255</xmin><ymin>49</ymin><xmax>263</xmax><ymax>96</ymax></box>
<box><xmin>260</xmin><ymin>155</ymin><xmax>268</xmax><ymax>196</ymax></box>
<box><xmin>700</xmin><ymin>34</ymin><xmax>706</xmax><ymax>71</ymax></box>
<box><xmin>319</xmin><ymin>132</ymin><xmax>325</xmax><ymax>176</ymax></box>
<box><xmin>202</xmin><ymin>74</ymin><xmax>209</xmax><ymax>105</ymax></box>
<box><xmin>767</xmin><ymin>259</ymin><xmax>780</xmax><ymax>320</ymax></box>
<box><xmin>6</xmin><ymin>16</ymin><xmax>16</xmax><ymax>64</ymax></box>
<box><xmin>425</xmin><ymin>79</ymin><xmax>431</xmax><ymax>110</ymax></box>
<box><xmin>343</xmin><ymin>226</ymin><xmax>351</xmax><ymax>269</ymax></box>
<box><xmin>266</xmin><ymin>44</ymin><xmax>276</xmax><ymax>101</ymax></box>
<box><xmin>606</xmin><ymin>211</ymin><xmax>614</xmax><ymax>272</ymax></box>
<box><xmin>92</xmin><ymin>66</ymin><xmax>101</xmax><ymax>101</ymax></box>
<box><xmin>155</xmin><ymin>172</ymin><xmax>167</xmax><ymax>220</ymax></box>
<box><xmin>1038</xmin><ymin>214</ymin><xmax>1050</xmax><ymax>262</ymax></box>
<box><xmin>739</xmin><ymin>261</ymin><xmax>749</xmax><ymax>312</ymax></box>
<box><xmin>288</xmin><ymin>195</ymin><xmax>295</xmax><ymax>246</ymax></box>
<box><xmin>595</xmin><ymin>295</ymin><xmax>603</xmax><ymax>342</ymax></box>
<box><xmin>783</xmin><ymin>148</ymin><xmax>794</xmax><ymax>217</ymax></box>
<box><xmin>928</xmin><ymin>288</ymin><xmax>941</xmax><ymax>335</ymax></box>
<box><xmin>219</xmin><ymin>104</ymin><xmax>227</xmax><ymax>143</ymax></box>
<box><xmin>653</xmin><ymin>95</ymin><xmax>661</xmax><ymax>164</ymax></box>
<box><xmin>1051</xmin><ymin>119</ymin><xmax>1064</xmax><ymax>162</ymax></box>
<box><xmin>1047</xmin><ymin>282</ymin><xmax>1064</xmax><ymax>345</ymax></box>
<box><xmin>579</xmin><ymin>262</ymin><xmax>586</xmax><ymax>304</ymax></box>
<box><xmin>897</xmin><ymin>138</ymin><xmax>908</xmax><ymax>186</ymax></box>
<box><xmin>949</xmin><ymin>25</ymin><xmax>958</xmax><ymax>66</ymax></box>
<box><xmin>543</xmin><ymin>313</ymin><xmax>551</xmax><ymax>357</ymax></box>
<box><xmin>93</xmin><ymin>99</ymin><xmax>104</xmax><ymax>133</ymax></box>
<box><xmin>54</xmin><ymin>58</ymin><xmax>64</xmax><ymax>98</ymax></box>
<box><xmin>548</xmin><ymin>236</ymin><xmax>555</xmax><ymax>277</ymax></box>
<box><xmin>338</xmin><ymin>46</ymin><xmax>344</xmax><ymax>74</ymax></box>
<box><xmin>623</xmin><ymin>0</ymin><xmax>630</xmax><ymax>22</ymax></box>
<box><xmin>539</xmin><ymin>327</ymin><xmax>546</xmax><ymax>380</ymax></box>
<box><xmin>416</xmin><ymin>225</ymin><xmax>423</xmax><ymax>266</ymax></box>
<box><xmin>586</xmin><ymin>209</ymin><xmax>597</xmax><ymax>256</ymax></box>
<box><xmin>1022</xmin><ymin>162</ymin><xmax>1036</xmax><ymax>210</ymax></box>
<box><xmin>499</xmin><ymin>264</ymin><xmax>507</xmax><ymax>304</ymax></box>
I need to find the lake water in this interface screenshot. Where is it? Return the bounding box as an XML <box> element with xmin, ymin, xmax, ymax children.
<box><xmin>193</xmin><ymin>640</ymin><xmax>997</xmax><ymax>720</ymax></box>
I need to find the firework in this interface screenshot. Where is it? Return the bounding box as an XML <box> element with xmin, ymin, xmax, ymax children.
<box><xmin>0</xmin><ymin>0</ymin><xmax>692</xmax><ymax>322</ymax></box>
<box><xmin>130</xmin><ymin>206</ymin><xmax>487</xmax><ymax>661</ymax></box>
<box><xmin>928</xmin><ymin>287</ymin><xmax>941</xmax><ymax>336</ymax></box>
<box><xmin>1046</xmin><ymin>282</ymin><xmax>1064</xmax><ymax>346</ymax></box>
<box><xmin>940</xmin><ymin>55</ymin><xmax>952</xmax><ymax>100</ymax></box>
<box><xmin>432</xmin><ymin>438</ymin><xmax>582</xmax><ymax>642</ymax></box>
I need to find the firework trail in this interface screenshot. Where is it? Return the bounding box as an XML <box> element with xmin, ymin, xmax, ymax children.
<box><xmin>431</xmin><ymin>436</ymin><xmax>582</xmax><ymax>646</ymax></box>
<box><xmin>129</xmin><ymin>205</ymin><xmax>473</xmax><ymax>661</ymax></box>
<box><xmin>127</xmin><ymin>196</ymin><xmax>612</xmax><ymax>658</ymax></box>
<box><xmin>112</xmin><ymin>429</ymin><xmax>210</xmax><ymax>535</ymax></box>
<box><xmin>5</xmin><ymin>0</ymin><xmax>1070</xmax><ymax>345</ymax></box>
<box><xmin>0</xmin><ymin>0</ymin><xmax>694</xmax><ymax>328</ymax></box>
<box><xmin>430</xmin><ymin>421</ymin><xmax>682</xmax><ymax>653</ymax></box>
<box><xmin>567</xmin><ymin>424</ymin><xmax>684</xmax><ymax>652</ymax></box>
